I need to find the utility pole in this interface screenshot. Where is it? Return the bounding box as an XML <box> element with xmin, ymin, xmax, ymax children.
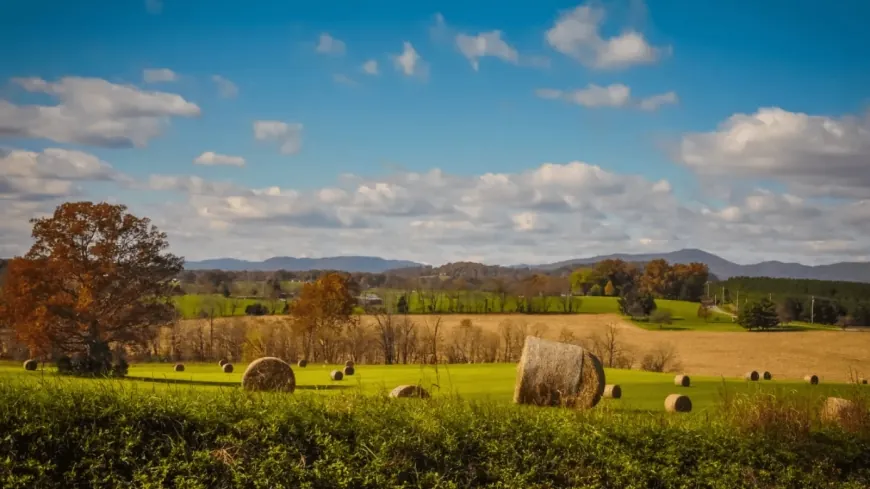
<box><xmin>811</xmin><ymin>296</ymin><xmax>815</xmax><ymax>324</ymax></box>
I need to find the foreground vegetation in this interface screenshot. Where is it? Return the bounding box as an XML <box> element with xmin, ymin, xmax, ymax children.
<box><xmin>1</xmin><ymin>377</ymin><xmax>868</xmax><ymax>488</ymax></box>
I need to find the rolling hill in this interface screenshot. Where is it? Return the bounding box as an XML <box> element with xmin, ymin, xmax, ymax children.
<box><xmin>520</xmin><ymin>249</ymin><xmax>870</xmax><ymax>282</ymax></box>
<box><xmin>184</xmin><ymin>255</ymin><xmax>423</xmax><ymax>273</ymax></box>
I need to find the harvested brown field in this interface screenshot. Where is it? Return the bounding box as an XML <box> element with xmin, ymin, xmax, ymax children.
<box><xmin>178</xmin><ymin>314</ymin><xmax>870</xmax><ymax>382</ymax></box>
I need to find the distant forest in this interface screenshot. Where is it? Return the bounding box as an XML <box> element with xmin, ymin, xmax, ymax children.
<box><xmin>719</xmin><ymin>276</ymin><xmax>870</xmax><ymax>326</ymax></box>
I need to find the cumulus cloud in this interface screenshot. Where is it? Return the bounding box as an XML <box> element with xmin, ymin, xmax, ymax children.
<box><xmin>536</xmin><ymin>84</ymin><xmax>677</xmax><ymax>110</ymax></box>
<box><xmin>393</xmin><ymin>42</ymin><xmax>427</xmax><ymax>77</ymax></box>
<box><xmin>253</xmin><ymin>120</ymin><xmax>303</xmax><ymax>155</ymax></box>
<box><xmin>546</xmin><ymin>3</ymin><xmax>668</xmax><ymax>69</ymax></box>
<box><xmin>677</xmin><ymin>107</ymin><xmax>870</xmax><ymax>198</ymax></box>
<box><xmin>456</xmin><ymin>30</ymin><xmax>519</xmax><ymax>71</ymax></box>
<box><xmin>193</xmin><ymin>152</ymin><xmax>246</xmax><ymax>167</ymax></box>
<box><xmin>0</xmin><ymin>76</ymin><xmax>200</xmax><ymax>148</ymax></box>
<box><xmin>362</xmin><ymin>60</ymin><xmax>379</xmax><ymax>75</ymax></box>
<box><xmin>211</xmin><ymin>75</ymin><xmax>238</xmax><ymax>98</ymax></box>
<box><xmin>316</xmin><ymin>33</ymin><xmax>346</xmax><ymax>55</ymax></box>
<box><xmin>143</xmin><ymin>68</ymin><xmax>177</xmax><ymax>83</ymax></box>
<box><xmin>2</xmin><ymin>151</ymin><xmax>868</xmax><ymax>265</ymax></box>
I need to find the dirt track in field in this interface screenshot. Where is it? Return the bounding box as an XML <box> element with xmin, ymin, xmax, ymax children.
<box><xmin>186</xmin><ymin>314</ymin><xmax>870</xmax><ymax>382</ymax></box>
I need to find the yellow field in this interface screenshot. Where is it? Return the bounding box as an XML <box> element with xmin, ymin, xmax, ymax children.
<box><xmin>181</xmin><ymin>313</ymin><xmax>870</xmax><ymax>382</ymax></box>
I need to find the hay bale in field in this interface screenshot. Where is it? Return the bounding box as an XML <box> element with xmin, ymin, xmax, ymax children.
<box><xmin>23</xmin><ymin>359</ymin><xmax>38</xmax><ymax>371</ymax></box>
<box><xmin>344</xmin><ymin>366</ymin><xmax>355</xmax><ymax>376</ymax></box>
<box><xmin>763</xmin><ymin>371</ymin><xmax>772</xmax><ymax>380</ymax></box>
<box><xmin>858</xmin><ymin>378</ymin><xmax>868</xmax><ymax>385</ymax></box>
<box><xmin>389</xmin><ymin>385</ymin><xmax>430</xmax><ymax>399</ymax></box>
<box><xmin>330</xmin><ymin>370</ymin><xmax>344</xmax><ymax>381</ymax></box>
<box><xmin>745</xmin><ymin>371</ymin><xmax>759</xmax><ymax>381</ymax></box>
<box><xmin>241</xmin><ymin>357</ymin><xmax>296</xmax><ymax>393</ymax></box>
<box><xmin>222</xmin><ymin>363</ymin><xmax>234</xmax><ymax>374</ymax></box>
<box><xmin>674</xmin><ymin>374</ymin><xmax>691</xmax><ymax>387</ymax></box>
<box><xmin>218</xmin><ymin>359</ymin><xmax>228</xmax><ymax>367</ymax></box>
<box><xmin>821</xmin><ymin>397</ymin><xmax>864</xmax><ymax>428</ymax></box>
<box><xmin>297</xmin><ymin>359</ymin><xmax>308</xmax><ymax>368</ymax></box>
<box><xmin>174</xmin><ymin>363</ymin><xmax>185</xmax><ymax>372</ymax></box>
<box><xmin>345</xmin><ymin>360</ymin><xmax>354</xmax><ymax>368</ymax></box>
<box><xmin>513</xmin><ymin>336</ymin><xmax>605</xmax><ymax>409</ymax></box>
<box><xmin>665</xmin><ymin>394</ymin><xmax>692</xmax><ymax>413</ymax></box>
<box><xmin>603</xmin><ymin>384</ymin><xmax>622</xmax><ymax>399</ymax></box>
<box><xmin>804</xmin><ymin>374</ymin><xmax>819</xmax><ymax>385</ymax></box>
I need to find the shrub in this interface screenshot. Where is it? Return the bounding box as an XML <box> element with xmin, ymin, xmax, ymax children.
<box><xmin>245</xmin><ymin>303</ymin><xmax>269</xmax><ymax>316</ymax></box>
<box><xmin>649</xmin><ymin>309</ymin><xmax>673</xmax><ymax>328</ymax></box>
<box><xmin>640</xmin><ymin>343</ymin><xmax>682</xmax><ymax>373</ymax></box>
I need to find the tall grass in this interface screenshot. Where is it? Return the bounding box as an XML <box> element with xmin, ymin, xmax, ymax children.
<box><xmin>1</xmin><ymin>379</ymin><xmax>869</xmax><ymax>488</ymax></box>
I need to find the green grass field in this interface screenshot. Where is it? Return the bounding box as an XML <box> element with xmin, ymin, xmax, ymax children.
<box><xmin>4</xmin><ymin>361</ymin><xmax>862</xmax><ymax>413</ymax></box>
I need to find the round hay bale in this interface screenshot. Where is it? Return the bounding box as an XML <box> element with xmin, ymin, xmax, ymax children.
<box><xmin>603</xmin><ymin>384</ymin><xmax>622</xmax><ymax>399</ymax></box>
<box><xmin>513</xmin><ymin>336</ymin><xmax>605</xmax><ymax>409</ymax></box>
<box><xmin>23</xmin><ymin>359</ymin><xmax>38</xmax><ymax>371</ymax></box>
<box><xmin>344</xmin><ymin>366</ymin><xmax>355</xmax><ymax>376</ymax></box>
<box><xmin>745</xmin><ymin>371</ymin><xmax>759</xmax><ymax>381</ymax></box>
<box><xmin>763</xmin><ymin>371</ymin><xmax>772</xmax><ymax>380</ymax></box>
<box><xmin>674</xmin><ymin>374</ymin><xmax>691</xmax><ymax>387</ymax></box>
<box><xmin>345</xmin><ymin>360</ymin><xmax>355</xmax><ymax>368</ymax></box>
<box><xmin>222</xmin><ymin>363</ymin><xmax>234</xmax><ymax>374</ymax></box>
<box><xmin>330</xmin><ymin>370</ymin><xmax>344</xmax><ymax>381</ymax></box>
<box><xmin>665</xmin><ymin>394</ymin><xmax>692</xmax><ymax>413</ymax></box>
<box><xmin>297</xmin><ymin>359</ymin><xmax>308</xmax><ymax>368</ymax></box>
<box><xmin>241</xmin><ymin>357</ymin><xmax>296</xmax><ymax>393</ymax></box>
<box><xmin>174</xmin><ymin>363</ymin><xmax>185</xmax><ymax>372</ymax></box>
<box><xmin>858</xmin><ymin>378</ymin><xmax>868</xmax><ymax>385</ymax></box>
<box><xmin>218</xmin><ymin>359</ymin><xmax>228</xmax><ymax>367</ymax></box>
<box><xmin>804</xmin><ymin>374</ymin><xmax>819</xmax><ymax>385</ymax></box>
<box><xmin>821</xmin><ymin>397</ymin><xmax>863</xmax><ymax>428</ymax></box>
<box><xmin>389</xmin><ymin>385</ymin><xmax>431</xmax><ymax>399</ymax></box>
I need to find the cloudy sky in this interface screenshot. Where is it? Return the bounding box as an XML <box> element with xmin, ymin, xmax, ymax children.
<box><xmin>1</xmin><ymin>0</ymin><xmax>869</xmax><ymax>266</ymax></box>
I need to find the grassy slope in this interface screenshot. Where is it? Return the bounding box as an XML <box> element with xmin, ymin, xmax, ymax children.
<box><xmin>4</xmin><ymin>362</ymin><xmax>863</xmax><ymax>413</ymax></box>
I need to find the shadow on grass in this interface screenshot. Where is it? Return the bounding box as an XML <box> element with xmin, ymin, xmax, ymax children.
<box><xmin>125</xmin><ymin>376</ymin><xmax>354</xmax><ymax>391</ymax></box>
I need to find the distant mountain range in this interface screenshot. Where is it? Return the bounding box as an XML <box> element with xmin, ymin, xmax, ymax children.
<box><xmin>516</xmin><ymin>249</ymin><xmax>870</xmax><ymax>283</ymax></box>
<box><xmin>184</xmin><ymin>256</ymin><xmax>423</xmax><ymax>273</ymax></box>
<box><xmin>184</xmin><ymin>249</ymin><xmax>870</xmax><ymax>283</ymax></box>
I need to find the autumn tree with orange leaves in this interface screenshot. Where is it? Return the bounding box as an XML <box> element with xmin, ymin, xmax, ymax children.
<box><xmin>290</xmin><ymin>272</ymin><xmax>358</xmax><ymax>362</ymax></box>
<box><xmin>0</xmin><ymin>202</ymin><xmax>183</xmax><ymax>375</ymax></box>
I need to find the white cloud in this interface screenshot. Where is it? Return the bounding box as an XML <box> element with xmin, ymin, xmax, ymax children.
<box><xmin>143</xmin><ymin>68</ymin><xmax>177</xmax><ymax>83</ymax></box>
<box><xmin>455</xmin><ymin>30</ymin><xmax>519</xmax><ymax>71</ymax></box>
<box><xmin>536</xmin><ymin>84</ymin><xmax>677</xmax><ymax>110</ymax></box>
<box><xmin>2</xmin><ymin>150</ymin><xmax>869</xmax><ymax>265</ymax></box>
<box><xmin>211</xmin><ymin>75</ymin><xmax>238</xmax><ymax>98</ymax></box>
<box><xmin>362</xmin><ymin>60</ymin><xmax>379</xmax><ymax>75</ymax></box>
<box><xmin>253</xmin><ymin>120</ymin><xmax>303</xmax><ymax>155</ymax></box>
<box><xmin>545</xmin><ymin>3</ymin><xmax>668</xmax><ymax>69</ymax></box>
<box><xmin>0</xmin><ymin>76</ymin><xmax>200</xmax><ymax>148</ymax></box>
<box><xmin>333</xmin><ymin>74</ymin><xmax>357</xmax><ymax>86</ymax></box>
<box><xmin>639</xmin><ymin>91</ymin><xmax>678</xmax><ymax>111</ymax></box>
<box><xmin>393</xmin><ymin>42</ymin><xmax>426</xmax><ymax>77</ymax></box>
<box><xmin>678</xmin><ymin>107</ymin><xmax>870</xmax><ymax>197</ymax></box>
<box><xmin>316</xmin><ymin>33</ymin><xmax>346</xmax><ymax>55</ymax></box>
<box><xmin>193</xmin><ymin>152</ymin><xmax>246</xmax><ymax>167</ymax></box>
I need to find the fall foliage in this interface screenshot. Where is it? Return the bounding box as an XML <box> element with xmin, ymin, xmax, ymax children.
<box><xmin>290</xmin><ymin>272</ymin><xmax>358</xmax><ymax>361</ymax></box>
<box><xmin>0</xmin><ymin>202</ymin><xmax>183</xmax><ymax>371</ymax></box>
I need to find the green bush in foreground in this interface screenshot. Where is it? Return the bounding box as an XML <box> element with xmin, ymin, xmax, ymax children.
<box><xmin>0</xmin><ymin>382</ymin><xmax>868</xmax><ymax>488</ymax></box>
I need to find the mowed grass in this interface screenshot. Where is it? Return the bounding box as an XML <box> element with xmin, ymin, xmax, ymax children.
<box><xmin>5</xmin><ymin>361</ymin><xmax>864</xmax><ymax>413</ymax></box>
<box><xmin>634</xmin><ymin>299</ymin><xmax>740</xmax><ymax>331</ymax></box>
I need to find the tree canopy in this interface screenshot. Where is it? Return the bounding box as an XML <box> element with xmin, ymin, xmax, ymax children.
<box><xmin>0</xmin><ymin>202</ymin><xmax>183</xmax><ymax>369</ymax></box>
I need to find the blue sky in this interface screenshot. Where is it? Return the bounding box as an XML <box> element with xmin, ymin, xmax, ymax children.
<box><xmin>1</xmin><ymin>0</ymin><xmax>869</xmax><ymax>264</ymax></box>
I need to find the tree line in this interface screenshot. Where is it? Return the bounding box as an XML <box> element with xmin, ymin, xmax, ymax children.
<box><xmin>721</xmin><ymin>277</ymin><xmax>870</xmax><ymax>326</ymax></box>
